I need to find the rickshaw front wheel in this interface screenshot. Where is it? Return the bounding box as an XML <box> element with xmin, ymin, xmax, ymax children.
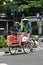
<box><xmin>23</xmin><ymin>43</ymin><xmax>30</xmax><ymax>53</ymax></box>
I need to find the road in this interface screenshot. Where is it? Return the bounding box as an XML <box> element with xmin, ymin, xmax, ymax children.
<box><xmin>0</xmin><ymin>36</ymin><xmax>43</xmax><ymax>65</ymax></box>
<box><xmin>0</xmin><ymin>50</ymin><xmax>43</xmax><ymax>65</ymax></box>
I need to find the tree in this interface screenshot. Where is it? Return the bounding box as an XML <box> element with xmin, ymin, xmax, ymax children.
<box><xmin>40</xmin><ymin>0</ymin><xmax>43</xmax><ymax>6</ymax></box>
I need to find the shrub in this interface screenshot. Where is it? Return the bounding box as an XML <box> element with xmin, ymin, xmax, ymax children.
<box><xmin>0</xmin><ymin>36</ymin><xmax>8</xmax><ymax>48</ymax></box>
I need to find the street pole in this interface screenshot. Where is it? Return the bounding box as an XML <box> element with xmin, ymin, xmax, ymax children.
<box><xmin>38</xmin><ymin>19</ymin><xmax>42</xmax><ymax>35</ymax></box>
<box><xmin>13</xmin><ymin>8</ymin><xmax>14</xmax><ymax>22</ymax></box>
<box><xmin>7</xmin><ymin>21</ymin><xmax>8</xmax><ymax>37</ymax></box>
<box><xmin>13</xmin><ymin>9</ymin><xmax>15</xmax><ymax>22</ymax></box>
<box><xmin>36</xmin><ymin>12</ymin><xmax>42</xmax><ymax>35</ymax></box>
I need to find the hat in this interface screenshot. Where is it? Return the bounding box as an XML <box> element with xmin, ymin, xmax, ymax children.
<box><xmin>15</xmin><ymin>22</ymin><xmax>19</xmax><ymax>24</ymax></box>
<box><xmin>23</xmin><ymin>18</ymin><xmax>28</xmax><ymax>21</ymax></box>
<box><xmin>15</xmin><ymin>22</ymin><xmax>20</xmax><ymax>25</ymax></box>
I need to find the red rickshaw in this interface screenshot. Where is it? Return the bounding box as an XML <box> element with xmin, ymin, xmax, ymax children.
<box><xmin>7</xmin><ymin>34</ymin><xmax>31</xmax><ymax>55</ymax></box>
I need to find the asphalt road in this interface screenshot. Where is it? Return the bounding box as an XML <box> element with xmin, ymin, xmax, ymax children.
<box><xmin>0</xmin><ymin>37</ymin><xmax>43</xmax><ymax>65</ymax></box>
<box><xmin>0</xmin><ymin>50</ymin><xmax>43</xmax><ymax>65</ymax></box>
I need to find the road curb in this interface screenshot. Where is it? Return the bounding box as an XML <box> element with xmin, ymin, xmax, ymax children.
<box><xmin>5</xmin><ymin>51</ymin><xmax>9</xmax><ymax>54</ymax></box>
<box><xmin>0</xmin><ymin>51</ymin><xmax>9</xmax><ymax>56</ymax></box>
<box><xmin>38</xmin><ymin>38</ymin><xmax>43</xmax><ymax>43</ymax></box>
<box><xmin>0</xmin><ymin>47</ymin><xmax>43</xmax><ymax>55</ymax></box>
<box><xmin>0</xmin><ymin>52</ymin><xmax>5</xmax><ymax>55</ymax></box>
<box><xmin>33</xmin><ymin>47</ymin><xmax>43</xmax><ymax>51</ymax></box>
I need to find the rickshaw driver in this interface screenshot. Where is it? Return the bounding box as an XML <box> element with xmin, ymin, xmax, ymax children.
<box><xmin>19</xmin><ymin>30</ymin><xmax>34</xmax><ymax>50</ymax></box>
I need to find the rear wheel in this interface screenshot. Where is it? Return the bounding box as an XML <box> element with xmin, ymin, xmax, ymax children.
<box><xmin>9</xmin><ymin>46</ymin><xmax>17</xmax><ymax>55</ymax></box>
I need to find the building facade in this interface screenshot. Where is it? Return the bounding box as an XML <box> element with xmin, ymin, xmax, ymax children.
<box><xmin>21</xmin><ymin>16</ymin><xmax>43</xmax><ymax>35</ymax></box>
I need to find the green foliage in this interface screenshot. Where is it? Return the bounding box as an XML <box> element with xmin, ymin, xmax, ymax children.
<box><xmin>41</xmin><ymin>0</ymin><xmax>43</xmax><ymax>6</ymax></box>
<box><xmin>18</xmin><ymin>4</ymin><xmax>28</xmax><ymax>11</ymax></box>
<box><xmin>0</xmin><ymin>4</ymin><xmax>7</xmax><ymax>12</ymax></box>
<box><xmin>0</xmin><ymin>36</ymin><xmax>8</xmax><ymax>48</ymax></box>
<box><xmin>0</xmin><ymin>0</ymin><xmax>43</xmax><ymax>12</ymax></box>
<box><xmin>29</xmin><ymin>1</ymin><xmax>41</xmax><ymax>7</ymax></box>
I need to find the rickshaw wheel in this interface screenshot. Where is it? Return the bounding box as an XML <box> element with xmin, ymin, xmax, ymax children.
<box><xmin>9</xmin><ymin>46</ymin><xmax>17</xmax><ymax>55</ymax></box>
<box><xmin>23</xmin><ymin>43</ymin><xmax>30</xmax><ymax>53</ymax></box>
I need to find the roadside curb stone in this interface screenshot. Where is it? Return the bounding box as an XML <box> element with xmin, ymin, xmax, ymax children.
<box><xmin>0</xmin><ymin>52</ymin><xmax>5</xmax><ymax>55</ymax></box>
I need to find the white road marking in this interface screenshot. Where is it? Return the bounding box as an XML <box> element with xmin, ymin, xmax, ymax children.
<box><xmin>0</xmin><ymin>63</ymin><xmax>8</xmax><ymax>65</ymax></box>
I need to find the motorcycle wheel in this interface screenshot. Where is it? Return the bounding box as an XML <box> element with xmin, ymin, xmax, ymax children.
<box><xmin>23</xmin><ymin>43</ymin><xmax>30</xmax><ymax>53</ymax></box>
<box><xmin>9</xmin><ymin>46</ymin><xmax>17</xmax><ymax>55</ymax></box>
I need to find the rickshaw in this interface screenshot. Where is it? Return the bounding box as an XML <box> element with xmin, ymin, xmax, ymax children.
<box><xmin>7</xmin><ymin>33</ymin><xmax>31</xmax><ymax>55</ymax></box>
<box><xmin>7</xmin><ymin>28</ymin><xmax>39</xmax><ymax>55</ymax></box>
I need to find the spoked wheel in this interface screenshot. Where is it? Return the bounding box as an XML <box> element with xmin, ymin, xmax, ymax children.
<box><xmin>23</xmin><ymin>43</ymin><xmax>30</xmax><ymax>53</ymax></box>
<box><xmin>9</xmin><ymin>46</ymin><xmax>17</xmax><ymax>55</ymax></box>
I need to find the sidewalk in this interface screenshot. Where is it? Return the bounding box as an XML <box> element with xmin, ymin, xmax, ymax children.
<box><xmin>38</xmin><ymin>36</ymin><xmax>43</xmax><ymax>47</ymax></box>
<box><xmin>0</xmin><ymin>48</ymin><xmax>9</xmax><ymax>52</ymax></box>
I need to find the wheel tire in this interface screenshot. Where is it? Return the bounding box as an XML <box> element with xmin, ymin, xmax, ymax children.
<box><xmin>23</xmin><ymin>43</ymin><xmax>30</xmax><ymax>53</ymax></box>
<box><xmin>9</xmin><ymin>46</ymin><xmax>16</xmax><ymax>55</ymax></box>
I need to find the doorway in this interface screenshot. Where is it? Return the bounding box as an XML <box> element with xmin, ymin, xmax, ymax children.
<box><xmin>31</xmin><ymin>21</ymin><xmax>38</xmax><ymax>35</ymax></box>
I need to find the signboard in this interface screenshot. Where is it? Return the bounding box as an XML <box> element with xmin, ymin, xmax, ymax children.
<box><xmin>36</xmin><ymin>12</ymin><xmax>41</xmax><ymax>19</ymax></box>
<box><xmin>10</xmin><ymin>5</ymin><xmax>18</xmax><ymax>12</ymax></box>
